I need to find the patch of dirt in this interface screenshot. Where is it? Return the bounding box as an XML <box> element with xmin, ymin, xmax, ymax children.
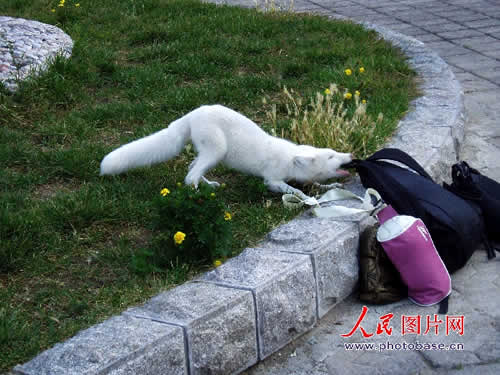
<box><xmin>33</xmin><ymin>179</ymin><xmax>81</xmax><ymax>200</ymax></box>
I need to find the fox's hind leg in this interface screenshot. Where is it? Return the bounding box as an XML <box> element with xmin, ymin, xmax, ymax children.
<box><xmin>185</xmin><ymin>153</ymin><xmax>223</xmax><ymax>188</ymax></box>
<box><xmin>186</xmin><ymin>121</ymin><xmax>227</xmax><ymax>188</ymax></box>
<box><xmin>185</xmin><ymin>136</ymin><xmax>227</xmax><ymax>188</ymax></box>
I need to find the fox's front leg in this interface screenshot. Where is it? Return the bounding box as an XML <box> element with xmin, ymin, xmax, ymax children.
<box><xmin>265</xmin><ymin>180</ymin><xmax>309</xmax><ymax>200</ymax></box>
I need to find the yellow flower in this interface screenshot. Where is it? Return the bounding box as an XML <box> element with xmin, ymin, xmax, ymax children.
<box><xmin>210</xmin><ymin>192</ymin><xmax>216</xmax><ymax>198</ymax></box>
<box><xmin>324</xmin><ymin>88</ymin><xmax>331</xmax><ymax>95</ymax></box>
<box><xmin>75</xmin><ymin>3</ymin><xmax>80</xmax><ymax>6</ymax></box>
<box><xmin>173</xmin><ymin>231</ymin><xmax>186</xmax><ymax>245</ymax></box>
<box><xmin>362</xmin><ymin>99</ymin><xmax>367</xmax><ymax>104</ymax></box>
<box><xmin>214</xmin><ymin>259</ymin><xmax>222</xmax><ymax>267</ymax></box>
<box><xmin>359</xmin><ymin>67</ymin><xmax>365</xmax><ymax>73</ymax></box>
<box><xmin>224</xmin><ymin>212</ymin><xmax>232</xmax><ymax>221</ymax></box>
<box><xmin>344</xmin><ymin>92</ymin><xmax>352</xmax><ymax>100</ymax></box>
<box><xmin>160</xmin><ymin>188</ymin><xmax>170</xmax><ymax>196</ymax></box>
<box><xmin>344</xmin><ymin>68</ymin><xmax>352</xmax><ymax>76</ymax></box>
<box><xmin>355</xmin><ymin>90</ymin><xmax>361</xmax><ymax>96</ymax></box>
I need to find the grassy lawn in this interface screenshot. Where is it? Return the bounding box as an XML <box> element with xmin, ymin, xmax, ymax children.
<box><xmin>0</xmin><ymin>0</ymin><xmax>417</xmax><ymax>371</ymax></box>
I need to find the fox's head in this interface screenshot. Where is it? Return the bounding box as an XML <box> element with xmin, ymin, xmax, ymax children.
<box><xmin>292</xmin><ymin>147</ymin><xmax>352</xmax><ymax>183</ymax></box>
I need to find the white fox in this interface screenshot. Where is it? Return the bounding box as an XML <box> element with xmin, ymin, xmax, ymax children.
<box><xmin>100</xmin><ymin>105</ymin><xmax>352</xmax><ymax>198</ymax></box>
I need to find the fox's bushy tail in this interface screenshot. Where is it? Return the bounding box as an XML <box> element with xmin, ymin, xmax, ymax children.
<box><xmin>100</xmin><ymin>116</ymin><xmax>190</xmax><ymax>175</ymax></box>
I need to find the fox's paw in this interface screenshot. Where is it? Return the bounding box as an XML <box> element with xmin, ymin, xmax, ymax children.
<box><xmin>207</xmin><ymin>181</ymin><xmax>221</xmax><ymax>188</ymax></box>
<box><xmin>201</xmin><ymin>176</ymin><xmax>220</xmax><ymax>188</ymax></box>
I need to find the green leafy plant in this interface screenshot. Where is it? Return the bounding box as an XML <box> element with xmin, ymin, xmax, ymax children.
<box><xmin>130</xmin><ymin>248</ymin><xmax>161</xmax><ymax>276</ymax></box>
<box><xmin>144</xmin><ymin>184</ymin><xmax>233</xmax><ymax>269</ymax></box>
<box><xmin>50</xmin><ymin>0</ymin><xmax>82</xmax><ymax>24</ymax></box>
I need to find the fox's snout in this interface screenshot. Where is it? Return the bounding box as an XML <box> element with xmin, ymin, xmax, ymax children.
<box><xmin>343</xmin><ymin>153</ymin><xmax>354</xmax><ymax>163</ymax></box>
<box><xmin>333</xmin><ymin>152</ymin><xmax>353</xmax><ymax>177</ymax></box>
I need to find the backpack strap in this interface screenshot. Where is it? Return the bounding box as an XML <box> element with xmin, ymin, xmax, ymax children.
<box><xmin>438</xmin><ymin>295</ymin><xmax>449</xmax><ymax>314</ymax></box>
<box><xmin>367</xmin><ymin>148</ymin><xmax>433</xmax><ymax>181</ymax></box>
<box><xmin>354</xmin><ymin>158</ymin><xmax>428</xmax><ymax>220</ymax></box>
<box><xmin>459</xmin><ymin>160</ymin><xmax>481</xmax><ymax>175</ymax></box>
<box><xmin>483</xmin><ymin>233</ymin><xmax>497</xmax><ymax>260</ymax></box>
<box><xmin>447</xmin><ymin>162</ymin><xmax>498</xmax><ymax>260</ymax></box>
<box><xmin>443</xmin><ymin>182</ymin><xmax>481</xmax><ymax>201</ymax></box>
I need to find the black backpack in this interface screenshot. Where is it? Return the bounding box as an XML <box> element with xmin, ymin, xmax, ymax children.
<box><xmin>347</xmin><ymin>148</ymin><xmax>486</xmax><ymax>274</ymax></box>
<box><xmin>444</xmin><ymin>161</ymin><xmax>500</xmax><ymax>245</ymax></box>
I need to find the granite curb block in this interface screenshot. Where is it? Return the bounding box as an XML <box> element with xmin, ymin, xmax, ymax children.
<box><xmin>0</xmin><ymin>16</ymin><xmax>73</xmax><ymax>92</ymax></box>
<box><xmin>263</xmin><ymin>216</ymin><xmax>360</xmax><ymax>318</ymax></box>
<box><xmin>124</xmin><ymin>282</ymin><xmax>258</xmax><ymax>375</ymax></box>
<box><xmin>12</xmin><ymin>13</ymin><xmax>465</xmax><ymax>375</ymax></box>
<box><xmin>13</xmin><ymin>314</ymin><xmax>187</xmax><ymax>375</ymax></box>
<box><xmin>200</xmin><ymin>248</ymin><xmax>317</xmax><ymax>360</ymax></box>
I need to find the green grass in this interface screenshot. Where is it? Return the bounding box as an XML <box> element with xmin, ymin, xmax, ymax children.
<box><xmin>0</xmin><ymin>0</ymin><xmax>417</xmax><ymax>371</ymax></box>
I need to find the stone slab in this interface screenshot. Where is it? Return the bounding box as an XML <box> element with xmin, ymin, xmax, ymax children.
<box><xmin>311</xmin><ymin>229</ymin><xmax>359</xmax><ymax>317</ymax></box>
<box><xmin>125</xmin><ymin>282</ymin><xmax>257</xmax><ymax>375</ymax></box>
<box><xmin>13</xmin><ymin>314</ymin><xmax>186</xmax><ymax>375</ymax></box>
<box><xmin>265</xmin><ymin>212</ymin><xmax>360</xmax><ymax>318</ymax></box>
<box><xmin>416</xmin><ymin>33</ymin><xmax>445</xmax><ymax>43</ymax></box>
<box><xmin>445</xmin><ymin>54</ymin><xmax>497</xmax><ymax>72</ymax></box>
<box><xmin>200</xmin><ymin>248</ymin><xmax>317</xmax><ymax>359</ymax></box>
<box><xmin>423</xmin><ymin>22</ymin><xmax>467</xmax><ymax>34</ymax></box>
<box><xmin>437</xmin><ymin>29</ymin><xmax>485</xmax><ymax>40</ymax></box>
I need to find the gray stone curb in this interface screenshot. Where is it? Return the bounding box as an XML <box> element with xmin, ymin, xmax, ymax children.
<box><xmin>13</xmin><ymin>314</ymin><xmax>188</xmax><ymax>375</ymax></box>
<box><xmin>125</xmin><ymin>282</ymin><xmax>258</xmax><ymax>375</ymax></box>
<box><xmin>200</xmin><ymin>248</ymin><xmax>317</xmax><ymax>360</ymax></box>
<box><xmin>12</xmin><ymin>9</ymin><xmax>465</xmax><ymax>375</ymax></box>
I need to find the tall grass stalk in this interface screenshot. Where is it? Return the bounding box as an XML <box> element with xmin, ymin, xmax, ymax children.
<box><xmin>264</xmin><ymin>83</ymin><xmax>384</xmax><ymax>158</ymax></box>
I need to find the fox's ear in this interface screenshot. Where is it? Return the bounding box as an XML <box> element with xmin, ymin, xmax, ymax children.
<box><xmin>293</xmin><ymin>154</ymin><xmax>315</xmax><ymax>168</ymax></box>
